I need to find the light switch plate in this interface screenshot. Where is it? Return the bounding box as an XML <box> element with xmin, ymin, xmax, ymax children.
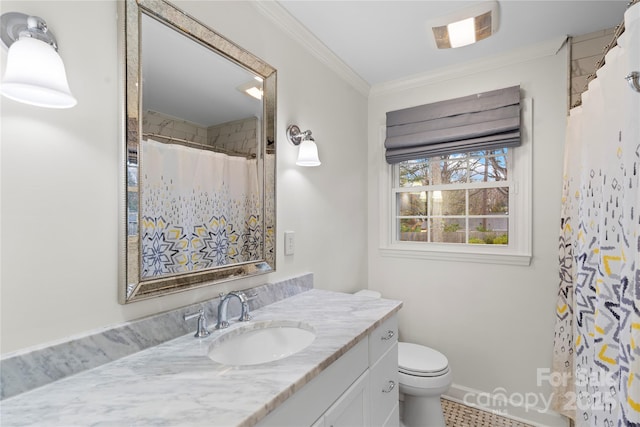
<box><xmin>284</xmin><ymin>231</ymin><xmax>295</xmax><ymax>255</ymax></box>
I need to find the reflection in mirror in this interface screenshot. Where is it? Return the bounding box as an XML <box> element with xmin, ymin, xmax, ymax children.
<box><xmin>120</xmin><ymin>0</ymin><xmax>277</xmax><ymax>303</ymax></box>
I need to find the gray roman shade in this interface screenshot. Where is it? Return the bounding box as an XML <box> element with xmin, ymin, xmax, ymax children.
<box><xmin>385</xmin><ymin>86</ymin><xmax>521</xmax><ymax>164</ymax></box>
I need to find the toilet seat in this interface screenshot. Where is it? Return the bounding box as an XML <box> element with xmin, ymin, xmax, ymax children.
<box><xmin>398</xmin><ymin>342</ymin><xmax>449</xmax><ymax>377</ymax></box>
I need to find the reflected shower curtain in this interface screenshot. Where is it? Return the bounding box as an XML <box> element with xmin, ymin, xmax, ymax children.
<box><xmin>139</xmin><ymin>139</ymin><xmax>261</xmax><ymax>279</ymax></box>
<box><xmin>552</xmin><ymin>3</ymin><xmax>640</xmax><ymax>426</ymax></box>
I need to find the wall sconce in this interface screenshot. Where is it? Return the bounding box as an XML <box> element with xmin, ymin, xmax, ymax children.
<box><xmin>626</xmin><ymin>71</ymin><xmax>640</xmax><ymax>93</ymax></box>
<box><xmin>287</xmin><ymin>124</ymin><xmax>321</xmax><ymax>167</ymax></box>
<box><xmin>430</xmin><ymin>1</ymin><xmax>499</xmax><ymax>49</ymax></box>
<box><xmin>0</xmin><ymin>12</ymin><xmax>76</xmax><ymax>108</ymax></box>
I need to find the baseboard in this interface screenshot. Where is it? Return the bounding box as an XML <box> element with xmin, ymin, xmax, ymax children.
<box><xmin>444</xmin><ymin>383</ymin><xmax>570</xmax><ymax>427</ymax></box>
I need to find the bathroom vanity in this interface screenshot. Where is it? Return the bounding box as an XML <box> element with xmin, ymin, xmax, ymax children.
<box><xmin>0</xmin><ymin>289</ymin><xmax>401</xmax><ymax>426</ymax></box>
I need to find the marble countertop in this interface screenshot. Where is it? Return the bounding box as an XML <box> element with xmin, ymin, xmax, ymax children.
<box><xmin>0</xmin><ymin>289</ymin><xmax>402</xmax><ymax>426</ymax></box>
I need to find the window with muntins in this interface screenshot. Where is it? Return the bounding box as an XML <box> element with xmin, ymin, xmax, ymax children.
<box><xmin>393</xmin><ymin>149</ymin><xmax>511</xmax><ymax>245</ymax></box>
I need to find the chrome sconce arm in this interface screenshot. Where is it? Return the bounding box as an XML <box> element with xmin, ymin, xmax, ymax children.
<box><xmin>1</xmin><ymin>14</ymin><xmax>57</xmax><ymax>50</ymax></box>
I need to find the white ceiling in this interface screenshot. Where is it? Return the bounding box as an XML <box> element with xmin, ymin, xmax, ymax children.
<box><xmin>277</xmin><ymin>0</ymin><xmax>629</xmax><ymax>86</ymax></box>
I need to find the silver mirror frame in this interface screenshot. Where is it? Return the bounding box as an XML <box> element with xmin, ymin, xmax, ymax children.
<box><xmin>118</xmin><ymin>0</ymin><xmax>277</xmax><ymax>304</ymax></box>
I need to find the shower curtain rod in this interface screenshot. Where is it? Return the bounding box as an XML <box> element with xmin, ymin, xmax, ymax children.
<box><xmin>573</xmin><ymin>0</ymin><xmax>639</xmax><ymax>107</ymax></box>
<box><xmin>142</xmin><ymin>132</ymin><xmax>257</xmax><ymax>159</ymax></box>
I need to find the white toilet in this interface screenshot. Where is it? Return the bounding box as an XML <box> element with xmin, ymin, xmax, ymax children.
<box><xmin>398</xmin><ymin>342</ymin><xmax>452</xmax><ymax>427</ymax></box>
<box><xmin>354</xmin><ymin>290</ymin><xmax>452</xmax><ymax>427</ymax></box>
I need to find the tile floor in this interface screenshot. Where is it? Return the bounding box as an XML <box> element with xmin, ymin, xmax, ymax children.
<box><xmin>442</xmin><ymin>398</ymin><xmax>535</xmax><ymax>427</ymax></box>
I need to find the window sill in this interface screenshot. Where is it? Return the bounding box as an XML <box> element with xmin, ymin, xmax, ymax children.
<box><xmin>379</xmin><ymin>245</ymin><xmax>531</xmax><ymax>266</ymax></box>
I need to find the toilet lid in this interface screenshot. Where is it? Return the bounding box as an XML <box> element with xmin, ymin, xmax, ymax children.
<box><xmin>398</xmin><ymin>342</ymin><xmax>449</xmax><ymax>376</ymax></box>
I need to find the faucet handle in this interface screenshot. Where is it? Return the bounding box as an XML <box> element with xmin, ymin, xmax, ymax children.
<box><xmin>184</xmin><ymin>308</ymin><xmax>211</xmax><ymax>338</ymax></box>
<box><xmin>184</xmin><ymin>308</ymin><xmax>204</xmax><ymax>321</ymax></box>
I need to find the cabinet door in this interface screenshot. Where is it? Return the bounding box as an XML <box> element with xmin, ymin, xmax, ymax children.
<box><xmin>323</xmin><ymin>371</ymin><xmax>370</xmax><ymax>427</ymax></box>
<box><xmin>370</xmin><ymin>343</ymin><xmax>399</xmax><ymax>427</ymax></box>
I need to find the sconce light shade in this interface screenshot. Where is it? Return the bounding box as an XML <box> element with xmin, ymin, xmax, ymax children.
<box><xmin>1</xmin><ymin>13</ymin><xmax>76</xmax><ymax>108</ymax></box>
<box><xmin>287</xmin><ymin>124</ymin><xmax>321</xmax><ymax>167</ymax></box>
<box><xmin>296</xmin><ymin>139</ymin><xmax>321</xmax><ymax>167</ymax></box>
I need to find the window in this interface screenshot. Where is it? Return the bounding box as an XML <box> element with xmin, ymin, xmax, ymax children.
<box><xmin>379</xmin><ymin>98</ymin><xmax>532</xmax><ymax>266</ymax></box>
<box><xmin>394</xmin><ymin>149</ymin><xmax>510</xmax><ymax>245</ymax></box>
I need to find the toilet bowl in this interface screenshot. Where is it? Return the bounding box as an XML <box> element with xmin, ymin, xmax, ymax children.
<box><xmin>353</xmin><ymin>290</ymin><xmax>452</xmax><ymax>427</ymax></box>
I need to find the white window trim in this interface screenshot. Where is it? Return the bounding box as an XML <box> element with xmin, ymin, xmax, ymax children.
<box><xmin>378</xmin><ymin>98</ymin><xmax>532</xmax><ymax>266</ymax></box>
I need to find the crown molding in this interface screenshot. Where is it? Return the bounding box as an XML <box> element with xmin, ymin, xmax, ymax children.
<box><xmin>370</xmin><ymin>35</ymin><xmax>568</xmax><ymax>97</ymax></box>
<box><xmin>252</xmin><ymin>1</ymin><xmax>371</xmax><ymax>97</ymax></box>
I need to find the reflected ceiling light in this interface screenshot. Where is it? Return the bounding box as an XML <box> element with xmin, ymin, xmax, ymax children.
<box><xmin>237</xmin><ymin>80</ymin><xmax>263</xmax><ymax>100</ymax></box>
<box><xmin>286</xmin><ymin>124</ymin><xmax>321</xmax><ymax>167</ymax></box>
<box><xmin>430</xmin><ymin>1</ymin><xmax>499</xmax><ymax>49</ymax></box>
<box><xmin>0</xmin><ymin>12</ymin><xmax>76</xmax><ymax>108</ymax></box>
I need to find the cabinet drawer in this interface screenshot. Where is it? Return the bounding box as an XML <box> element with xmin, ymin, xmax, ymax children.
<box><xmin>370</xmin><ymin>343</ymin><xmax>399</xmax><ymax>427</ymax></box>
<box><xmin>369</xmin><ymin>315</ymin><xmax>398</xmax><ymax>363</ymax></box>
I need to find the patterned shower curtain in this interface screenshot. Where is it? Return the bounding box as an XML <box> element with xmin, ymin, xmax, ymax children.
<box><xmin>139</xmin><ymin>138</ymin><xmax>261</xmax><ymax>279</ymax></box>
<box><xmin>552</xmin><ymin>3</ymin><xmax>640</xmax><ymax>426</ymax></box>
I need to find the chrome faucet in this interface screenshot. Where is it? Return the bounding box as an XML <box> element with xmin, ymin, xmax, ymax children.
<box><xmin>216</xmin><ymin>291</ymin><xmax>251</xmax><ymax>329</ymax></box>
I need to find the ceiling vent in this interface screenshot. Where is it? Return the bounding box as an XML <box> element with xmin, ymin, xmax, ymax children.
<box><xmin>430</xmin><ymin>1</ymin><xmax>499</xmax><ymax>49</ymax></box>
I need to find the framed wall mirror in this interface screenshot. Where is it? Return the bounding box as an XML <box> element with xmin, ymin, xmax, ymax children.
<box><xmin>119</xmin><ymin>0</ymin><xmax>277</xmax><ymax>304</ymax></box>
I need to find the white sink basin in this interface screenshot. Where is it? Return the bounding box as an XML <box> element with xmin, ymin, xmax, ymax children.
<box><xmin>208</xmin><ymin>320</ymin><xmax>316</xmax><ymax>366</ymax></box>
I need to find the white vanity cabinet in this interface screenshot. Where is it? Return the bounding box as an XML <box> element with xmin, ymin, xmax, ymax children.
<box><xmin>258</xmin><ymin>314</ymin><xmax>399</xmax><ymax>427</ymax></box>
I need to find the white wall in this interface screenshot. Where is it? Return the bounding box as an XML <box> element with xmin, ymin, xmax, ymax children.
<box><xmin>367</xmin><ymin>46</ymin><xmax>568</xmax><ymax>426</ymax></box>
<box><xmin>0</xmin><ymin>1</ymin><xmax>368</xmax><ymax>355</ymax></box>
